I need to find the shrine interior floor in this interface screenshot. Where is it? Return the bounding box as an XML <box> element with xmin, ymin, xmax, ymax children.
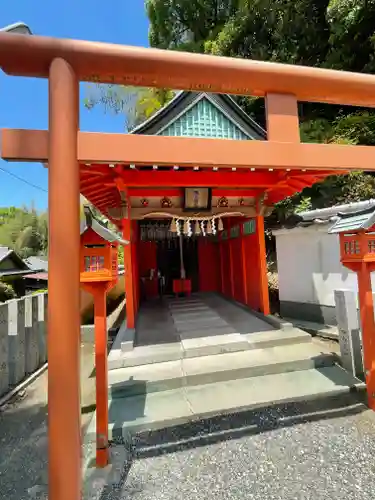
<box><xmin>135</xmin><ymin>293</ymin><xmax>273</xmax><ymax>347</ymax></box>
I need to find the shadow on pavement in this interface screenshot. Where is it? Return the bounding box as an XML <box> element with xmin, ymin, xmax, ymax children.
<box><xmin>131</xmin><ymin>392</ymin><xmax>367</xmax><ymax>459</ymax></box>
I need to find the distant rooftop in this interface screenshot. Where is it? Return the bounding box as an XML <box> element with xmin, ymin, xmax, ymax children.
<box><xmin>278</xmin><ymin>199</ymin><xmax>375</xmax><ymax>232</ymax></box>
<box><xmin>0</xmin><ymin>246</ymin><xmax>12</xmax><ymax>262</ymax></box>
<box><xmin>25</xmin><ymin>256</ymin><xmax>48</xmax><ymax>272</ymax></box>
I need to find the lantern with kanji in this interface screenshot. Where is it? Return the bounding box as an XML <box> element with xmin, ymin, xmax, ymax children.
<box><xmin>79</xmin><ymin>206</ymin><xmax>128</xmax><ymax>468</ymax></box>
<box><xmin>329</xmin><ymin>206</ymin><xmax>375</xmax><ymax>410</ymax></box>
<box><xmin>80</xmin><ymin>208</ymin><xmax>119</xmax><ymax>286</ymax></box>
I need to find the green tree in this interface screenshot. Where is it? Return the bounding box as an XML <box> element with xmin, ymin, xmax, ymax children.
<box><xmin>146</xmin><ymin>0</ymin><xmax>375</xmax><ymax>222</ymax></box>
<box><xmin>84</xmin><ymin>84</ymin><xmax>174</xmax><ymax>130</ymax></box>
<box><xmin>0</xmin><ymin>205</ymin><xmax>48</xmax><ymax>258</ymax></box>
<box><xmin>146</xmin><ymin>0</ymin><xmax>243</xmax><ymax>52</ymax></box>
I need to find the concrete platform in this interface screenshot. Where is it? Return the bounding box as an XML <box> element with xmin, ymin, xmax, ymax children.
<box><xmin>86</xmin><ymin>294</ymin><xmax>366</xmax><ymax>448</ymax></box>
<box><xmin>286</xmin><ymin>317</ymin><xmax>339</xmax><ymax>341</ymax></box>
<box><xmin>108</xmin><ymin>294</ymin><xmax>292</xmax><ymax>369</ymax></box>
<box><xmin>108</xmin><ymin>342</ymin><xmax>336</xmax><ymax>399</ymax></box>
<box><xmin>86</xmin><ymin>365</ymin><xmax>365</xmax><ymax>442</ymax></box>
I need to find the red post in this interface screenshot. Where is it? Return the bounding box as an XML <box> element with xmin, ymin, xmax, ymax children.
<box><xmin>219</xmin><ymin>235</ymin><xmax>225</xmax><ymax>294</ymax></box>
<box><xmin>240</xmin><ymin>221</ymin><xmax>249</xmax><ymax>305</ymax></box>
<box><xmin>265</xmin><ymin>93</ymin><xmax>300</xmax><ymax>142</ymax></box>
<box><xmin>123</xmin><ymin>218</ymin><xmax>135</xmax><ymax>329</ymax></box>
<box><xmin>227</xmin><ymin>218</ymin><xmax>235</xmax><ymax>299</ymax></box>
<box><xmin>256</xmin><ymin>215</ymin><xmax>270</xmax><ymax>315</ymax></box>
<box><xmin>93</xmin><ymin>286</ymin><xmax>109</xmax><ymax>466</ymax></box>
<box><xmin>358</xmin><ymin>262</ymin><xmax>375</xmax><ymax>409</ymax></box>
<box><xmin>131</xmin><ymin>220</ymin><xmax>140</xmax><ymax>314</ymax></box>
<box><xmin>48</xmin><ymin>58</ymin><xmax>81</xmax><ymax>500</ymax></box>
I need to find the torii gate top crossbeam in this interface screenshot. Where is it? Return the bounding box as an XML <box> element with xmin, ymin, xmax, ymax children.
<box><xmin>1</xmin><ymin>33</ymin><xmax>375</xmax><ymax>107</ymax></box>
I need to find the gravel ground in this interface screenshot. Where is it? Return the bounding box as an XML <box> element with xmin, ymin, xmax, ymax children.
<box><xmin>86</xmin><ymin>398</ymin><xmax>375</xmax><ymax>500</ymax></box>
<box><xmin>3</xmin><ymin>333</ymin><xmax>373</xmax><ymax>500</ymax></box>
<box><xmin>0</xmin><ymin>343</ymin><xmax>96</xmax><ymax>500</ymax></box>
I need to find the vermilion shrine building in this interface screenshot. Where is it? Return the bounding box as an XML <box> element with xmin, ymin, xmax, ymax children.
<box><xmin>2</xmin><ymin>32</ymin><xmax>375</xmax><ymax>500</ymax></box>
<box><xmin>109</xmin><ymin>90</ymin><xmax>274</xmax><ymax>320</ymax></box>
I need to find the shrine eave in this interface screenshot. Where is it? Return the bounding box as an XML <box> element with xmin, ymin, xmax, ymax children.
<box><xmin>0</xmin><ymin>127</ymin><xmax>355</xmax><ymax>222</ymax></box>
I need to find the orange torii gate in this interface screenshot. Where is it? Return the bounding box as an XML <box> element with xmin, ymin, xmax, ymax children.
<box><xmin>1</xmin><ymin>33</ymin><xmax>375</xmax><ymax>500</ymax></box>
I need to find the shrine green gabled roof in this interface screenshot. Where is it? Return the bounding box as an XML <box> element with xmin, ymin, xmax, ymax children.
<box><xmin>132</xmin><ymin>91</ymin><xmax>266</xmax><ymax>140</ymax></box>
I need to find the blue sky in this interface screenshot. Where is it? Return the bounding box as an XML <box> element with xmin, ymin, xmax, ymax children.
<box><xmin>0</xmin><ymin>1</ymin><xmax>149</xmax><ymax>210</ymax></box>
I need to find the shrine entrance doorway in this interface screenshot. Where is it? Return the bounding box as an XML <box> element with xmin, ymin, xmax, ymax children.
<box><xmin>156</xmin><ymin>237</ymin><xmax>199</xmax><ymax>295</ymax></box>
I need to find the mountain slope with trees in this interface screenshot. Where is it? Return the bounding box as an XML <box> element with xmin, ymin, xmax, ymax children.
<box><xmin>0</xmin><ymin>206</ymin><xmax>48</xmax><ymax>258</ymax></box>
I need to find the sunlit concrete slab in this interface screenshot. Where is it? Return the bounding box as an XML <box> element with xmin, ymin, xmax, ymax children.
<box><xmin>108</xmin><ymin>341</ymin><xmax>335</xmax><ymax>399</ymax></box>
<box><xmin>86</xmin><ymin>365</ymin><xmax>365</xmax><ymax>443</ymax></box>
<box><xmin>109</xmin><ymin>360</ymin><xmax>184</xmax><ymax>398</ymax></box>
<box><xmin>182</xmin><ymin>342</ymin><xmax>333</xmax><ymax>385</ymax></box>
<box><xmin>108</xmin><ymin>342</ymin><xmax>183</xmax><ymax>369</ymax></box>
<box><xmin>86</xmin><ymin>388</ymin><xmax>194</xmax><ymax>442</ymax></box>
<box><xmin>184</xmin><ymin>366</ymin><xmax>365</xmax><ymax>420</ymax></box>
<box><xmin>181</xmin><ymin>332</ymin><xmax>251</xmax><ymax>358</ymax></box>
<box><xmin>246</xmin><ymin>328</ymin><xmax>312</xmax><ymax>349</ymax></box>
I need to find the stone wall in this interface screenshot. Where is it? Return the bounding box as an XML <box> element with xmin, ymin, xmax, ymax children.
<box><xmin>0</xmin><ymin>293</ymin><xmax>48</xmax><ymax>397</ymax></box>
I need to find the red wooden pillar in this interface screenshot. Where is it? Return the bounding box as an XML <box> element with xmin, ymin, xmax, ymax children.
<box><xmin>227</xmin><ymin>218</ymin><xmax>235</xmax><ymax>299</ymax></box>
<box><xmin>131</xmin><ymin>220</ymin><xmax>139</xmax><ymax>314</ymax></box>
<box><xmin>240</xmin><ymin>220</ymin><xmax>249</xmax><ymax>305</ymax></box>
<box><xmin>123</xmin><ymin>217</ymin><xmax>135</xmax><ymax>329</ymax></box>
<box><xmin>219</xmin><ymin>233</ymin><xmax>225</xmax><ymax>294</ymax></box>
<box><xmin>256</xmin><ymin>215</ymin><xmax>270</xmax><ymax>315</ymax></box>
<box><xmin>358</xmin><ymin>262</ymin><xmax>375</xmax><ymax>409</ymax></box>
<box><xmin>93</xmin><ymin>285</ymin><xmax>110</xmax><ymax>466</ymax></box>
<box><xmin>48</xmin><ymin>58</ymin><xmax>81</xmax><ymax>500</ymax></box>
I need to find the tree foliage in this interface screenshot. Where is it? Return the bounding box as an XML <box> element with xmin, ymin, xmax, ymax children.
<box><xmin>0</xmin><ymin>206</ymin><xmax>48</xmax><ymax>259</ymax></box>
<box><xmin>146</xmin><ymin>0</ymin><xmax>375</xmax><ymax>222</ymax></box>
<box><xmin>84</xmin><ymin>84</ymin><xmax>174</xmax><ymax>131</ymax></box>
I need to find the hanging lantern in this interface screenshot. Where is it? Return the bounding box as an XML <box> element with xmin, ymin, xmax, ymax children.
<box><xmin>218</xmin><ymin>218</ymin><xmax>224</xmax><ymax>231</ymax></box>
<box><xmin>207</xmin><ymin>219</ymin><xmax>213</xmax><ymax>234</ymax></box>
<box><xmin>194</xmin><ymin>220</ymin><xmax>201</xmax><ymax>235</ymax></box>
<box><xmin>170</xmin><ymin>218</ymin><xmax>177</xmax><ymax>233</ymax></box>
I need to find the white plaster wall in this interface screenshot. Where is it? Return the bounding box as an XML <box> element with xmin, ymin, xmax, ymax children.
<box><xmin>275</xmin><ymin>226</ymin><xmax>375</xmax><ymax>308</ymax></box>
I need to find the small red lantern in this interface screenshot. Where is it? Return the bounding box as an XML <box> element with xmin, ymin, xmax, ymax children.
<box><xmin>79</xmin><ymin>206</ymin><xmax>128</xmax><ymax>468</ymax></box>
<box><xmin>329</xmin><ymin>206</ymin><xmax>375</xmax><ymax>410</ymax></box>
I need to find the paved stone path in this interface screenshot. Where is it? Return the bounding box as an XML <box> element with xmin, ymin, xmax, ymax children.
<box><xmin>135</xmin><ymin>294</ymin><xmax>273</xmax><ymax>347</ymax></box>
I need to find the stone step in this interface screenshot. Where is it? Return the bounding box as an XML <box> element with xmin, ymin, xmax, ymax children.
<box><xmin>86</xmin><ymin>365</ymin><xmax>365</xmax><ymax>443</ymax></box>
<box><xmin>108</xmin><ymin>342</ymin><xmax>336</xmax><ymax>398</ymax></box>
<box><xmin>107</xmin><ymin>328</ymin><xmax>312</xmax><ymax>370</ymax></box>
<box><xmin>245</xmin><ymin>328</ymin><xmax>312</xmax><ymax>349</ymax></box>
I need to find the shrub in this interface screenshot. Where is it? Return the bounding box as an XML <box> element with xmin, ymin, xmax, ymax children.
<box><xmin>0</xmin><ymin>280</ymin><xmax>16</xmax><ymax>302</ymax></box>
